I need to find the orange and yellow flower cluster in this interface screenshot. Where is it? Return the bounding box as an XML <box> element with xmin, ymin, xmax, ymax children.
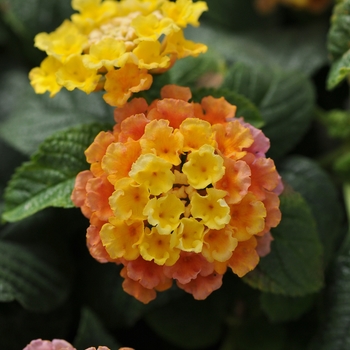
<box><xmin>72</xmin><ymin>85</ymin><xmax>283</xmax><ymax>303</ymax></box>
<box><xmin>29</xmin><ymin>0</ymin><xmax>207</xmax><ymax>107</ymax></box>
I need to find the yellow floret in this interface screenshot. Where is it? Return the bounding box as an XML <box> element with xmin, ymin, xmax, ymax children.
<box><xmin>56</xmin><ymin>55</ymin><xmax>101</xmax><ymax>93</ymax></box>
<box><xmin>132</xmin><ymin>14</ymin><xmax>179</xmax><ymax>42</ymax></box>
<box><xmin>100</xmin><ymin>220</ymin><xmax>144</xmax><ymax>260</ymax></box>
<box><xmin>139</xmin><ymin>227</ymin><xmax>181</xmax><ymax>265</ymax></box>
<box><xmin>140</xmin><ymin>119</ymin><xmax>184</xmax><ymax>165</ymax></box>
<box><xmin>129</xmin><ymin>153</ymin><xmax>175</xmax><ymax>195</ymax></box>
<box><xmin>161</xmin><ymin>0</ymin><xmax>208</xmax><ymax>27</ymax></box>
<box><xmin>143</xmin><ymin>193</ymin><xmax>185</xmax><ymax>234</ymax></box>
<box><xmin>109</xmin><ymin>177</ymin><xmax>149</xmax><ymax>222</ymax></box>
<box><xmin>190</xmin><ymin>188</ymin><xmax>230</xmax><ymax>229</ymax></box>
<box><xmin>179</xmin><ymin>118</ymin><xmax>216</xmax><ymax>152</ymax></box>
<box><xmin>82</xmin><ymin>38</ymin><xmax>131</xmax><ymax>70</ymax></box>
<box><xmin>28</xmin><ymin>56</ymin><xmax>62</xmax><ymax>97</ymax></box>
<box><xmin>182</xmin><ymin>144</ymin><xmax>225</xmax><ymax>189</ymax></box>
<box><xmin>133</xmin><ymin>41</ymin><xmax>171</xmax><ymax>69</ymax></box>
<box><xmin>34</xmin><ymin>20</ymin><xmax>87</xmax><ymax>62</ymax></box>
<box><xmin>171</xmin><ymin>217</ymin><xmax>205</xmax><ymax>253</ymax></box>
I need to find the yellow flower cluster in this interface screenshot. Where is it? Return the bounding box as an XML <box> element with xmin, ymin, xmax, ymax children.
<box><xmin>72</xmin><ymin>85</ymin><xmax>283</xmax><ymax>303</ymax></box>
<box><xmin>29</xmin><ymin>0</ymin><xmax>208</xmax><ymax>106</ymax></box>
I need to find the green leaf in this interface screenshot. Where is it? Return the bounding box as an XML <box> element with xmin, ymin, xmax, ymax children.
<box><xmin>191</xmin><ymin>87</ymin><xmax>264</xmax><ymax>128</ymax></box>
<box><xmin>186</xmin><ymin>22</ymin><xmax>328</xmax><ymax>76</ymax></box>
<box><xmin>78</xmin><ymin>255</ymin><xmax>183</xmax><ymax>330</ymax></box>
<box><xmin>202</xmin><ymin>0</ymin><xmax>276</xmax><ymax>32</ymax></box>
<box><xmin>2</xmin><ymin>122</ymin><xmax>111</xmax><ymax>222</ymax></box>
<box><xmin>243</xmin><ymin>191</ymin><xmax>324</xmax><ymax>296</ymax></box>
<box><xmin>318</xmin><ymin>109</ymin><xmax>350</xmax><ymax>140</ymax></box>
<box><xmin>334</xmin><ymin>151</ymin><xmax>350</xmax><ymax>181</ymax></box>
<box><xmin>0</xmin><ymin>239</ymin><xmax>71</xmax><ymax>312</ymax></box>
<box><xmin>0</xmin><ymin>0</ymin><xmax>72</xmax><ymax>39</ymax></box>
<box><xmin>327</xmin><ymin>0</ymin><xmax>350</xmax><ymax>62</ymax></box>
<box><xmin>221</xmin><ymin>317</ymin><xmax>287</xmax><ymax>350</ymax></box>
<box><xmin>145</xmin><ymin>291</ymin><xmax>227</xmax><ymax>349</ymax></box>
<box><xmin>0</xmin><ymin>138</ymin><xmax>27</xmax><ymax>216</ymax></box>
<box><xmin>280</xmin><ymin>156</ymin><xmax>343</xmax><ymax>267</ymax></box>
<box><xmin>73</xmin><ymin>308</ymin><xmax>120</xmax><ymax>350</ymax></box>
<box><xmin>0</xmin><ymin>298</ymin><xmax>76</xmax><ymax>350</ymax></box>
<box><xmin>327</xmin><ymin>0</ymin><xmax>350</xmax><ymax>89</ymax></box>
<box><xmin>169</xmin><ymin>50</ymin><xmax>224</xmax><ymax>88</ymax></box>
<box><xmin>222</xmin><ymin>62</ymin><xmax>315</xmax><ymax>159</ymax></box>
<box><xmin>0</xmin><ymin>87</ymin><xmax>114</xmax><ymax>156</ymax></box>
<box><xmin>0</xmin><ymin>69</ymin><xmax>29</xmax><ymax>123</ymax></box>
<box><xmin>260</xmin><ymin>293</ymin><xmax>315</xmax><ymax>323</ymax></box>
<box><xmin>327</xmin><ymin>51</ymin><xmax>350</xmax><ymax>90</ymax></box>
<box><xmin>317</xmin><ymin>248</ymin><xmax>350</xmax><ymax>349</ymax></box>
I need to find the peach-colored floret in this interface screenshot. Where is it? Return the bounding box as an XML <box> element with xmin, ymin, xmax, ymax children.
<box><xmin>177</xmin><ymin>272</ymin><xmax>223</xmax><ymax>300</ymax></box>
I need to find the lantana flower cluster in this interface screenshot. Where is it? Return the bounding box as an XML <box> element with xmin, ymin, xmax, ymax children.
<box><xmin>23</xmin><ymin>339</ymin><xmax>132</xmax><ymax>350</ymax></box>
<box><xmin>255</xmin><ymin>0</ymin><xmax>331</xmax><ymax>13</ymax></box>
<box><xmin>72</xmin><ymin>85</ymin><xmax>283</xmax><ymax>303</ymax></box>
<box><xmin>29</xmin><ymin>0</ymin><xmax>207</xmax><ymax>107</ymax></box>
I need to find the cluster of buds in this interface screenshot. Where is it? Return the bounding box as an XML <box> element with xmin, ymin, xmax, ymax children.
<box><xmin>72</xmin><ymin>85</ymin><xmax>283</xmax><ymax>303</ymax></box>
<box><xmin>29</xmin><ymin>0</ymin><xmax>207</xmax><ymax>107</ymax></box>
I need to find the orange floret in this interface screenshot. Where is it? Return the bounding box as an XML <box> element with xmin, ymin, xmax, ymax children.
<box><xmin>148</xmin><ymin>98</ymin><xmax>195</xmax><ymax>129</ymax></box>
<box><xmin>121</xmin><ymin>267</ymin><xmax>157</xmax><ymax>304</ymax></box>
<box><xmin>85</xmin><ymin>131</ymin><xmax>116</xmax><ymax>177</ymax></box>
<box><xmin>177</xmin><ymin>272</ymin><xmax>223</xmax><ymax>300</ymax></box>
<box><xmin>215</xmin><ymin>158</ymin><xmax>251</xmax><ymax>204</ymax></box>
<box><xmin>228</xmin><ymin>236</ymin><xmax>260</xmax><ymax>277</ymax></box>
<box><xmin>163</xmin><ymin>252</ymin><xmax>214</xmax><ymax>284</ymax></box>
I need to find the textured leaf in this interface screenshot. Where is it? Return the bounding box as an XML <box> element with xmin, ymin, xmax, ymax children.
<box><xmin>191</xmin><ymin>87</ymin><xmax>264</xmax><ymax>128</ymax></box>
<box><xmin>2</xmin><ymin>122</ymin><xmax>111</xmax><ymax>222</ymax></box>
<box><xmin>280</xmin><ymin>156</ymin><xmax>343</xmax><ymax>267</ymax></box>
<box><xmin>318</xmin><ymin>183</ymin><xmax>350</xmax><ymax>349</ymax></box>
<box><xmin>243</xmin><ymin>191</ymin><xmax>324</xmax><ymax>296</ymax></box>
<box><xmin>327</xmin><ymin>0</ymin><xmax>350</xmax><ymax>89</ymax></box>
<box><xmin>222</xmin><ymin>62</ymin><xmax>315</xmax><ymax>159</ymax></box>
<box><xmin>0</xmin><ymin>240</ymin><xmax>70</xmax><ymax>312</ymax></box>
<box><xmin>73</xmin><ymin>308</ymin><xmax>120</xmax><ymax>349</ymax></box>
<box><xmin>0</xmin><ymin>87</ymin><xmax>114</xmax><ymax>156</ymax></box>
<box><xmin>260</xmin><ymin>293</ymin><xmax>315</xmax><ymax>323</ymax></box>
<box><xmin>318</xmin><ymin>248</ymin><xmax>350</xmax><ymax>349</ymax></box>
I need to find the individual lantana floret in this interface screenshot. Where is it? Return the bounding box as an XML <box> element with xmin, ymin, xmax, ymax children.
<box><xmin>72</xmin><ymin>84</ymin><xmax>283</xmax><ymax>304</ymax></box>
<box><xmin>29</xmin><ymin>0</ymin><xmax>208</xmax><ymax>107</ymax></box>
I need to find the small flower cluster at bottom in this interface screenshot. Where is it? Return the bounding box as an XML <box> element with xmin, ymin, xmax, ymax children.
<box><xmin>72</xmin><ymin>85</ymin><xmax>283</xmax><ymax>303</ymax></box>
<box><xmin>23</xmin><ymin>338</ymin><xmax>133</xmax><ymax>350</ymax></box>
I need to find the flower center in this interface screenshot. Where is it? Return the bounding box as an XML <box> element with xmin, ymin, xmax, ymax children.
<box><xmin>88</xmin><ymin>12</ymin><xmax>141</xmax><ymax>50</ymax></box>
